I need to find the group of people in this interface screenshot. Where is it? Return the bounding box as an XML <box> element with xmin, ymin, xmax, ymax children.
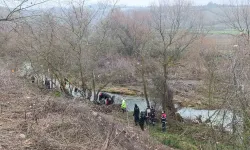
<box><xmin>134</xmin><ymin>106</ymin><xmax>156</xmax><ymax>129</ymax></box>
<box><xmin>134</xmin><ymin>105</ymin><xmax>167</xmax><ymax>132</ymax></box>
<box><xmin>133</xmin><ymin>105</ymin><xmax>166</xmax><ymax>131</ymax></box>
<box><xmin>136</xmin><ymin>105</ymin><xmax>167</xmax><ymax>132</ymax></box>
<box><xmin>121</xmin><ymin>100</ymin><xmax>167</xmax><ymax>132</ymax></box>
<box><xmin>99</xmin><ymin>92</ymin><xmax>115</xmax><ymax>105</ymax></box>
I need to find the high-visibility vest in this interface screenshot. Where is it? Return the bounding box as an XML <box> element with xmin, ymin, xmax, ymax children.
<box><xmin>121</xmin><ymin>100</ymin><xmax>126</xmax><ymax>109</ymax></box>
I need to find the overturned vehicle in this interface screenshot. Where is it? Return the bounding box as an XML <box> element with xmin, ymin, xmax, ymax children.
<box><xmin>98</xmin><ymin>92</ymin><xmax>115</xmax><ymax>105</ymax></box>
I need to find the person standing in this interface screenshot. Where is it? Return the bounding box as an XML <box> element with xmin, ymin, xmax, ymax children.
<box><xmin>87</xmin><ymin>89</ymin><xmax>92</xmax><ymax>100</ymax></box>
<box><xmin>106</xmin><ymin>95</ymin><xmax>115</xmax><ymax>105</ymax></box>
<box><xmin>150</xmin><ymin>106</ymin><xmax>156</xmax><ymax>126</ymax></box>
<box><xmin>121</xmin><ymin>99</ymin><xmax>126</xmax><ymax>113</ymax></box>
<box><xmin>133</xmin><ymin>104</ymin><xmax>140</xmax><ymax>126</ymax></box>
<box><xmin>45</xmin><ymin>78</ymin><xmax>50</xmax><ymax>89</ymax></box>
<box><xmin>31</xmin><ymin>76</ymin><xmax>35</xmax><ymax>83</ymax></box>
<box><xmin>145</xmin><ymin>106</ymin><xmax>151</xmax><ymax>125</ymax></box>
<box><xmin>161</xmin><ymin>111</ymin><xmax>167</xmax><ymax>132</ymax></box>
<box><xmin>139</xmin><ymin>111</ymin><xmax>146</xmax><ymax>131</ymax></box>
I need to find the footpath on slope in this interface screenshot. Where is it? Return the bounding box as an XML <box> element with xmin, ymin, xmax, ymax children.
<box><xmin>0</xmin><ymin>66</ymin><xmax>173</xmax><ymax>150</ymax></box>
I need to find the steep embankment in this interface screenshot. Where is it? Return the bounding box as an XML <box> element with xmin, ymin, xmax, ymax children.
<box><xmin>0</xmin><ymin>66</ymin><xmax>172</xmax><ymax>150</ymax></box>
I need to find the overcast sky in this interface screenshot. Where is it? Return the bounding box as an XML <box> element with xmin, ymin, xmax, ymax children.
<box><xmin>0</xmin><ymin>0</ymin><xmax>227</xmax><ymax>9</ymax></box>
<box><xmin>88</xmin><ymin>0</ymin><xmax>225</xmax><ymax>6</ymax></box>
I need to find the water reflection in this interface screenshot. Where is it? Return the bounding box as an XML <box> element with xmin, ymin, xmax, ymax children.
<box><xmin>107</xmin><ymin>93</ymin><xmax>242</xmax><ymax>132</ymax></box>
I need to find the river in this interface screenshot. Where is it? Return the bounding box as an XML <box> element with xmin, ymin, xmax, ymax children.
<box><xmin>102</xmin><ymin>93</ymin><xmax>242</xmax><ymax>133</ymax></box>
<box><xmin>20</xmin><ymin>62</ymin><xmax>243</xmax><ymax>133</ymax></box>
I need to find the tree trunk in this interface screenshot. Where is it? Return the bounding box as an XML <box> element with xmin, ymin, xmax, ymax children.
<box><xmin>52</xmin><ymin>71</ymin><xmax>71</xmax><ymax>96</ymax></box>
<box><xmin>142</xmin><ymin>71</ymin><xmax>150</xmax><ymax>107</ymax></box>
<box><xmin>80</xmin><ymin>64</ymin><xmax>87</xmax><ymax>92</ymax></box>
<box><xmin>166</xmin><ymin>84</ymin><xmax>176</xmax><ymax>116</ymax></box>
<box><xmin>243</xmin><ymin>111</ymin><xmax>250</xmax><ymax>148</ymax></box>
<box><xmin>54</xmin><ymin>77</ymin><xmax>57</xmax><ymax>88</ymax></box>
<box><xmin>141</xmin><ymin>58</ymin><xmax>150</xmax><ymax>107</ymax></box>
<box><xmin>92</xmin><ymin>70</ymin><xmax>97</xmax><ymax>101</ymax></box>
<box><xmin>162</xmin><ymin>63</ymin><xmax>167</xmax><ymax>112</ymax></box>
<box><xmin>60</xmin><ymin>81</ymin><xmax>71</xmax><ymax>96</ymax></box>
<box><xmin>51</xmin><ymin>74</ymin><xmax>53</xmax><ymax>89</ymax></box>
<box><xmin>37</xmin><ymin>75</ymin><xmax>39</xmax><ymax>85</ymax></box>
<box><xmin>163</xmin><ymin>62</ymin><xmax>176</xmax><ymax>117</ymax></box>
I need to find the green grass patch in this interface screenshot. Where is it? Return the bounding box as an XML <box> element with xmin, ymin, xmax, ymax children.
<box><xmin>102</xmin><ymin>87</ymin><xmax>138</xmax><ymax>95</ymax></box>
<box><xmin>149</xmin><ymin>125</ymin><xmax>198</xmax><ymax>150</ymax></box>
<box><xmin>54</xmin><ymin>91</ymin><xmax>61</xmax><ymax>97</ymax></box>
<box><xmin>149</xmin><ymin>121</ymin><xmax>236</xmax><ymax>150</ymax></box>
<box><xmin>113</xmin><ymin>105</ymin><xmax>237</xmax><ymax>150</ymax></box>
<box><xmin>209</xmin><ymin>30</ymin><xmax>240</xmax><ymax>35</ymax></box>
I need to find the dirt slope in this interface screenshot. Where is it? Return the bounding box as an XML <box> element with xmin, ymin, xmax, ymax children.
<box><xmin>0</xmin><ymin>67</ymin><xmax>172</xmax><ymax>150</ymax></box>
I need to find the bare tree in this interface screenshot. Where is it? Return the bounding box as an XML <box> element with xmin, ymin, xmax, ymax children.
<box><xmin>0</xmin><ymin>0</ymin><xmax>49</xmax><ymax>22</ymax></box>
<box><xmin>16</xmin><ymin>12</ymin><xmax>75</xmax><ymax>95</ymax></box>
<box><xmin>150</xmin><ymin>0</ymin><xmax>203</xmax><ymax>116</ymax></box>
<box><xmin>220</xmin><ymin>0</ymin><xmax>250</xmax><ymax>147</ymax></box>
<box><xmin>58</xmin><ymin>0</ymin><xmax>119</xmax><ymax>101</ymax></box>
<box><xmin>0</xmin><ymin>0</ymin><xmax>51</xmax><ymax>75</ymax></box>
<box><xmin>222</xmin><ymin>0</ymin><xmax>250</xmax><ymax>43</ymax></box>
<box><xmin>110</xmin><ymin>10</ymin><xmax>153</xmax><ymax>107</ymax></box>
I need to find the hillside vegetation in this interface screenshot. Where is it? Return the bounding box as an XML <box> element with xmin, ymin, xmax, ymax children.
<box><xmin>0</xmin><ymin>65</ymin><xmax>170</xmax><ymax>150</ymax></box>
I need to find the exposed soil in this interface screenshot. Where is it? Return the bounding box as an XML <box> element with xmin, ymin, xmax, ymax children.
<box><xmin>0</xmin><ymin>67</ymin><xmax>173</xmax><ymax>150</ymax></box>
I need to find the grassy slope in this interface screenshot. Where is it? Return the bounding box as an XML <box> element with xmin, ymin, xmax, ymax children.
<box><xmin>110</xmin><ymin>109</ymin><xmax>234</xmax><ymax>150</ymax></box>
<box><xmin>0</xmin><ymin>68</ymin><xmax>171</xmax><ymax>150</ymax></box>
